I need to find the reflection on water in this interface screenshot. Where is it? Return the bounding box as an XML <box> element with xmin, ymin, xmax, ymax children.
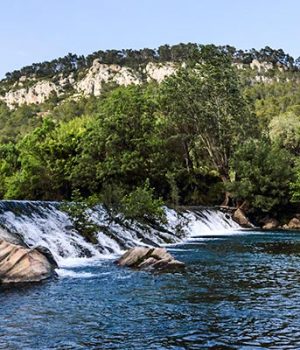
<box><xmin>2</xmin><ymin>231</ymin><xmax>300</xmax><ymax>349</ymax></box>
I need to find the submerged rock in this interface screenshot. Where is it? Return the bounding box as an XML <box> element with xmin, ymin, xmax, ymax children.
<box><xmin>232</xmin><ymin>208</ymin><xmax>253</xmax><ymax>228</ymax></box>
<box><xmin>116</xmin><ymin>247</ymin><xmax>185</xmax><ymax>272</ymax></box>
<box><xmin>0</xmin><ymin>239</ymin><xmax>57</xmax><ymax>284</ymax></box>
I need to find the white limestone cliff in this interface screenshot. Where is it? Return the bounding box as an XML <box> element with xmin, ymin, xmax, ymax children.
<box><xmin>1</xmin><ymin>81</ymin><xmax>61</xmax><ymax>108</ymax></box>
<box><xmin>76</xmin><ymin>59</ymin><xmax>142</xmax><ymax>96</ymax></box>
<box><xmin>0</xmin><ymin>58</ymin><xmax>286</xmax><ymax>109</ymax></box>
<box><xmin>145</xmin><ymin>62</ymin><xmax>177</xmax><ymax>83</ymax></box>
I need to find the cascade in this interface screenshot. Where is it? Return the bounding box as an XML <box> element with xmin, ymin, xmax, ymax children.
<box><xmin>0</xmin><ymin>201</ymin><xmax>240</xmax><ymax>267</ymax></box>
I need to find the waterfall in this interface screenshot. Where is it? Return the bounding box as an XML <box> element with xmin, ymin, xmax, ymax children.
<box><xmin>0</xmin><ymin>201</ymin><xmax>241</xmax><ymax>267</ymax></box>
<box><xmin>184</xmin><ymin>208</ymin><xmax>241</xmax><ymax>236</ymax></box>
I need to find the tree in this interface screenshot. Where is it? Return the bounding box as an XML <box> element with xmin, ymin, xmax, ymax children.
<box><xmin>120</xmin><ymin>179</ymin><xmax>166</xmax><ymax>224</ymax></box>
<box><xmin>228</xmin><ymin>139</ymin><xmax>294</xmax><ymax>213</ymax></box>
<box><xmin>0</xmin><ymin>143</ymin><xmax>19</xmax><ymax>197</ymax></box>
<box><xmin>3</xmin><ymin>119</ymin><xmax>57</xmax><ymax>199</ymax></box>
<box><xmin>160</xmin><ymin>47</ymin><xmax>258</xmax><ymax>193</ymax></box>
<box><xmin>72</xmin><ymin>84</ymin><xmax>170</xmax><ymax>197</ymax></box>
<box><xmin>2</xmin><ymin>116</ymin><xmax>91</xmax><ymax>200</ymax></box>
<box><xmin>269</xmin><ymin>111</ymin><xmax>300</xmax><ymax>155</ymax></box>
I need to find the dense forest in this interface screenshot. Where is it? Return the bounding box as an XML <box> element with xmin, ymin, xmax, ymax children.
<box><xmin>1</xmin><ymin>44</ymin><xmax>300</xmax><ymax>224</ymax></box>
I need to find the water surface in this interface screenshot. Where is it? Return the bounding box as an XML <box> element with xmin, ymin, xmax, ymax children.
<box><xmin>1</xmin><ymin>231</ymin><xmax>300</xmax><ymax>349</ymax></box>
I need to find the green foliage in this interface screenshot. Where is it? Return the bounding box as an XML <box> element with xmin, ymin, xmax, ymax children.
<box><xmin>245</xmin><ymin>80</ymin><xmax>300</xmax><ymax>128</ymax></box>
<box><xmin>0</xmin><ymin>142</ymin><xmax>19</xmax><ymax>197</ymax></box>
<box><xmin>166</xmin><ymin>171</ymin><xmax>180</xmax><ymax>207</ymax></box>
<box><xmin>61</xmin><ymin>190</ymin><xmax>100</xmax><ymax>244</ymax></box>
<box><xmin>0</xmin><ymin>103</ymin><xmax>42</xmax><ymax>143</ymax></box>
<box><xmin>97</xmin><ymin>184</ymin><xmax>125</xmax><ymax>219</ymax></box>
<box><xmin>2</xmin><ymin>44</ymin><xmax>300</xmax><ymax>219</ymax></box>
<box><xmin>269</xmin><ymin>111</ymin><xmax>300</xmax><ymax>154</ymax></box>
<box><xmin>228</xmin><ymin>139</ymin><xmax>294</xmax><ymax>212</ymax></box>
<box><xmin>120</xmin><ymin>180</ymin><xmax>166</xmax><ymax>224</ymax></box>
<box><xmin>3</xmin><ymin>118</ymin><xmax>57</xmax><ymax>199</ymax></box>
<box><xmin>1</xmin><ymin>116</ymin><xmax>91</xmax><ymax>199</ymax></box>
<box><xmin>161</xmin><ymin>50</ymin><xmax>258</xmax><ymax>181</ymax></box>
<box><xmin>72</xmin><ymin>84</ymin><xmax>170</xmax><ymax>196</ymax></box>
<box><xmin>290</xmin><ymin>159</ymin><xmax>300</xmax><ymax>202</ymax></box>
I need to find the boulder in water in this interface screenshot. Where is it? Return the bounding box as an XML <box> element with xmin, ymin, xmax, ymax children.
<box><xmin>262</xmin><ymin>218</ymin><xmax>280</xmax><ymax>230</ymax></box>
<box><xmin>283</xmin><ymin>217</ymin><xmax>300</xmax><ymax>230</ymax></box>
<box><xmin>232</xmin><ymin>208</ymin><xmax>253</xmax><ymax>228</ymax></box>
<box><xmin>116</xmin><ymin>247</ymin><xmax>185</xmax><ymax>272</ymax></box>
<box><xmin>0</xmin><ymin>239</ymin><xmax>57</xmax><ymax>284</ymax></box>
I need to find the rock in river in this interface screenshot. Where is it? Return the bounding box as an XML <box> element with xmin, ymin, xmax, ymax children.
<box><xmin>232</xmin><ymin>208</ymin><xmax>253</xmax><ymax>228</ymax></box>
<box><xmin>116</xmin><ymin>247</ymin><xmax>185</xmax><ymax>272</ymax></box>
<box><xmin>0</xmin><ymin>239</ymin><xmax>57</xmax><ymax>284</ymax></box>
<box><xmin>283</xmin><ymin>217</ymin><xmax>300</xmax><ymax>230</ymax></box>
<box><xmin>262</xmin><ymin>218</ymin><xmax>280</xmax><ymax>230</ymax></box>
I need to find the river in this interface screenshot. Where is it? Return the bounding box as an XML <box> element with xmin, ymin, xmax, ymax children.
<box><xmin>0</xmin><ymin>202</ymin><xmax>299</xmax><ymax>349</ymax></box>
<box><xmin>1</xmin><ymin>230</ymin><xmax>300</xmax><ymax>349</ymax></box>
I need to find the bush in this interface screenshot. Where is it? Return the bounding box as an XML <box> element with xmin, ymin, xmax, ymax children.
<box><xmin>61</xmin><ymin>190</ymin><xmax>100</xmax><ymax>244</ymax></box>
<box><xmin>120</xmin><ymin>179</ymin><xmax>166</xmax><ymax>224</ymax></box>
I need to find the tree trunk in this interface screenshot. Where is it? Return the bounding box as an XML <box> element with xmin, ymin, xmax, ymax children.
<box><xmin>220</xmin><ymin>174</ymin><xmax>231</xmax><ymax>207</ymax></box>
<box><xmin>182</xmin><ymin>140</ymin><xmax>193</xmax><ymax>173</ymax></box>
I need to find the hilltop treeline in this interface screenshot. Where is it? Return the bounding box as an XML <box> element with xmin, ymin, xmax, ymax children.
<box><xmin>2</xmin><ymin>43</ymin><xmax>298</xmax><ymax>85</ymax></box>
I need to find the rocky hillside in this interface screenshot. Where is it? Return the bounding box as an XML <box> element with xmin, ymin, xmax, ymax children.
<box><xmin>0</xmin><ymin>61</ymin><xmax>177</xmax><ymax>108</ymax></box>
<box><xmin>1</xmin><ymin>44</ymin><xmax>299</xmax><ymax>109</ymax></box>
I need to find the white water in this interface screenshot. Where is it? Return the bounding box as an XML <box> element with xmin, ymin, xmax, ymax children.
<box><xmin>0</xmin><ymin>201</ymin><xmax>241</xmax><ymax>271</ymax></box>
<box><xmin>185</xmin><ymin>209</ymin><xmax>241</xmax><ymax>237</ymax></box>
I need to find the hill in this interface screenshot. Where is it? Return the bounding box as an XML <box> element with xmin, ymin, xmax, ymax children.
<box><xmin>1</xmin><ymin>43</ymin><xmax>300</xmax><ymax>109</ymax></box>
<box><xmin>0</xmin><ymin>43</ymin><xmax>300</xmax><ymax>225</ymax></box>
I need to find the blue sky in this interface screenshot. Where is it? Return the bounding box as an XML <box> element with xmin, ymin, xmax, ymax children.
<box><xmin>1</xmin><ymin>0</ymin><xmax>300</xmax><ymax>78</ymax></box>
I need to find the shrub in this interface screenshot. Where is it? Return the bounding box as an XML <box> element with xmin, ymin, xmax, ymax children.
<box><xmin>120</xmin><ymin>179</ymin><xmax>166</xmax><ymax>224</ymax></box>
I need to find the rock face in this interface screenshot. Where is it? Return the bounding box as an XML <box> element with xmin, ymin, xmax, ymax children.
<box><xmin>145</xmin><ymin>62</ymin><xmax>176</xmax><ymax>83</ymax></box>
<box><xmin>116</xmin><ymin>247</ymin><xmax>185</xmax><ymax>272</ymax></box>
<box><xmin>262</xmin><ymin>218</ymin><xmax>280</xmax><ymax>230</ymax></box>
<box><xmin>2</xmin><ymin>81</ymin><xmax>61</xmax><ymax>108</ymax></box>
<box><xmin>0</xmin><ymin>57</ymin><xmax>291</xmax><ymax>109</ymax></box>
<box><xmin>283</xmin><ymin>217</ymin><xmax>300</xmax><ymax>230</ymax></box>
<box><xmin>76</xmin><ymin>59</ymin><xmax>142</xmax><ymax>96</ymax></box>
<box><xmin>0</xmin><ymin>239</ymin><xmax>57</xmax><ymax>284</ymax></box>
<box><xmin>250</xmin><ymin>59</ymin><xmax>273</xmax><ymax>73</ymax></box>
<box><xmin>232</xmin><ymin>208</ymin><xmax>253</xmax><ymax>228</ymax></box>
<box><xmin>1</xmin><ymin>60</ymin><xmax>180</xmax><ymax>109</ymax></box>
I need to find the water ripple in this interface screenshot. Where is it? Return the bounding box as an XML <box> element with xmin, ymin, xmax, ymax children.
<box><xmin>1</xmin><ymin>232</ymin><xmax>300</xmax><ymax>349</ymax></box>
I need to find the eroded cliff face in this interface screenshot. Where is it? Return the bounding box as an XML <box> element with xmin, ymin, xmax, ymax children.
<box><xmin>2</xmin><ymin>81</ymin><xmax>61</xmax><ymax>108</ymax></box>
<box><xmin>0</xmin><ymin>59</ymin><xmax>285</xmax><ymax>109</ymax></box>
<box><xmin>0</xmin><ymin>60</ymin><xmax>178</xmax><ymax>108</ymax></box>
<box><xmin>76</xmin><ymin>59</ymin><xmax>142</xmax><ymax>96</ymax></box>
<box><xmin>145</xmin><ymin>62</ymin><xmax>177</xmax><ymax>83</ymax></box>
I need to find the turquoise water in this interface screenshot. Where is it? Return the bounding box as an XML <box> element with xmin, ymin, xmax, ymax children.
<box><xmin>1</xmin><ymin>231</ymin><xmax>300</xmax><ymax>349</ymax></box>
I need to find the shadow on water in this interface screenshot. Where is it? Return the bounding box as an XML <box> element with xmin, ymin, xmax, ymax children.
<box><xmin>0</xmin><ymin>277</ymin><xmax>56</xmax><ymax>295</ymax></box>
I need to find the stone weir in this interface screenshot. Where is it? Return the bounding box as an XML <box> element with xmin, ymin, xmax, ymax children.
<box><xmin>0</xmin><ymin>200</ymin><xmax>241</xmax><ymax>283</ymax></box>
